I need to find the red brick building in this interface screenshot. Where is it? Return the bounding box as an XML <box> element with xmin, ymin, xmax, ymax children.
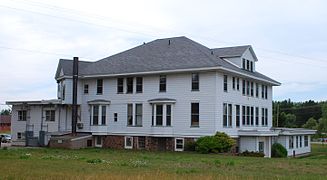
<box><xmin>0</xmin><ymin>115</ymin><xmax>11</xmax><ymax>131</ymax></box>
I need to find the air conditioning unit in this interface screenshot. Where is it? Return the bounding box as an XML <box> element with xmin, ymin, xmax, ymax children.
<box><xmin>77</xmin><ymin>123</ymin><xmax>83</xmax><ymax>129</ymax></box>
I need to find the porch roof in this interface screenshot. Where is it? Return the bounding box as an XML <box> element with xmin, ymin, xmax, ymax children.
<box><xmin>148</xmin><ymin>98</ymin><xmax>176</xmax><ymax>104</ymax></box>
<box><xmin>272</xmin><ymin>128</ymin><xmax>316</xmax><ymax>135</ymax></box>
<box><xmin>6</xmin><ymin>99</ymin><xmax>62</xmax><ymax>105</ymax></box>
<box><xmin>238</xmin><ymin>129</ymin><xmax>279</xmax><ymax>137</ymax></box>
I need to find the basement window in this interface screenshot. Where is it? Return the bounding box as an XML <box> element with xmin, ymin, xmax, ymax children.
<box><xmin>175</xmin><ymin>138</ymin><xmax>184</xmax><ymax>151</ymax></box>
<box><xmin>125</xmin><ymin>136</ymin><xmax>133</xmax><ymax>149</ymax></box>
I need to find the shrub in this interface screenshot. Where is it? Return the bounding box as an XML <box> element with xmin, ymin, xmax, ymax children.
<box><xmin>184</xmin><ymin>141</ymin><xmax>196</xmax><ymax>151</ymax></box>
<box><xmin>195</xmin><ymin>132</ymin><xmax>235</xmax><ymax>153</ymax></box>
<box><xmin>239</xmin><ymin>150</ymin><xmax>264</xmax><ymax>157</ymax></box>
<box><xmin>271</xmin><ymin>143</ymin><xmax>287</xmax><ymax>158</ymax></box>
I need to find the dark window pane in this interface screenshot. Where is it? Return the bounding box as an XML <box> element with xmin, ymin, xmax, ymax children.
<box><xmin>166</xmin><ymin>105</ymin><xmax>171</xmax><ymax>126</ymax></box>
<box><xmin>97</xmin><ymin>79</ymin><xmax>103</xmax><ymax>94</ymax></box>
<box><xmin>93</xmin><ymin>105</ymin><xmax>99</xmax><ymax>125</ymax></box>
<box><xmin>156</xmin><ymin>105</ymin><xmax>163</xmax><ymax>125</ymax></box>
<box><xmin>192</xmin><ymin>73</ymin><xmax>199</xmax><ymax>91</ymax></box>
<box><xmin>102</xmin><ymin>106</ymin><xmax>106</xmax><ymax>125</ymax></box>
<box><xmin>159</xmin><ymin>75</ymin><xmax>166</xmax><ymax>92</ymax></box>
<box><xmin>136</xmin><ymin>77</ymin><xmax>143</xmax><ymax>93</ymax></box>
<box><xmin>117</xmin><ymin>78</ymin><xmax>124</xmax><ymax>93</ymax></box>
<box><xmin>127</xmin><ymin>104</ymin><xmax>133</xmax><ymax>125</ymax></box>
<box><xmin>223</xmin><ymin>75</ymin><xmax>228</xmax><ymax>92</ymax></box>
<box><xmin>191</xmin><ymin>103</ymin><xmax>199</xmax><ymax>126</ymax></box>
<box><xmin>84</xmin><ymin>84</ymin><xmax>89</xmax><ymax>94</ymax></box>
<box><xmin>126</xmin><ymin>77</ymin><xmax>133</xmax><ymax>93</ymax></box>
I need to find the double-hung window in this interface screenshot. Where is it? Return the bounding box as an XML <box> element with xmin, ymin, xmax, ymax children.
<box><xmin>250</xmin><ymin>82</ymin><xmax>254</xmax><ymax>96</ymax></box>
<box><xmin>236</xmin><ymin>78</ymin><xmax>240</xmax><ymax>91</ymax></box>
<box><xmin>159</xmin><ymin>75</ymin><xmax>166</xmax><ymax>92</ymax></box>
<box><xmin>236</xmin><ymin>105</ymin><xmax>240</xmax><ymax>127</ymax></box>
<box><xmin>304</xmin><ymin>136</ymin><xmax>309</xmax><ymax>147</ymax></box>
<box><xmin>289</xmin><ymin>136</ymin><xmax>294</xmax><ymax>149</ymax></box>
<box><xmin>242</xmin><ymin>106</ymin><xmax>246</xmax><ymax>125</ymax></box>
<box><xmin>250</xmin><ymin>107</ymin><xmax>254</xmax><ymax>125</ymax></box>
<box><xmin>135</xmin><ymin>104</ymin><xmax>142</xmax><ymax>126</ymax></box>
<box><xmin>191</xmin><ymin>103</ymin><xmax>199</xmax><ymax>127</ymax></box>
<box><xmin>101</xmin><ymin>106</ymin><xmax>106</xmax><ymax>125</ymax></box>
<box><xmin>45</xmin><ymin>110</ymin><xmax>55</xmax><ymax>121</ymax></box>
<box><xmin>84</xmin><ymin>84</ymin><xmax>89</xmax><ymax>94</ymax></box>
<box><xmin>223</xmin><ymin>75</ymin><xmax>228</xmax><ymax>92</ymax></box>
<box><xmin>156</xmin><ymin>104</ymin><xmax>163</xmax><ymax>126</ymax></box>
<box><xmin>117</xmin><ymin>78</ymin><xmax>124</xmax><ymax>93</ymax></box>
<box><xmin>126</xmin><ymin>77</ymin><xmax>133</xmax><ymax>93</ymax></box>
<box><xmin>136</xmin><ymin>77</ymin><xmax>143</xmax><ymax>93</ymax></box>
<box><xmin>127</xmin><ymin>104</ymin><xmax>133</xmax><ymax>126</ymax></box>
<box><xmin>93</xmin><ymin>105</ymin><xmax>99</xmax><ymax>125</ymax></box>
<box><xmin>232</xmin><ymin>77</ymin><xmax>235</xmax><ymax>90</ymax></box>
<box><xmin>18</xmin><ymin>110</ymin><xmax>27</xmax><ymax>121</ymax></box>
<box><xmin>96</xmin><ymin>79</ymin><xmax>103</xmax><ymax>95</ymax></box>
<box><xmin>255</xmin><ymin>107</ymin><xmax>259</xmax><ymax>126</ymax></box>
<box><xmin>242</xmin><ymin>80</ymin><xmax>246</xmax><ymax>95</ymax></box>
<box><xmin>255</xmin><ymin>83</ymin><xmax>259</xmax><ymax>97</ymax></box>
<box><xmin>191</xmin><ymin>73</ymin><xmax>199</xmax><ymax>91</ymax></box>
<box><xmin>166</xmin><ymin>105</ymin><xmax>172</xmax><ymax>126</ymax></box>
<box><xmin>223</xmin><ymin>103</ymin><xmax>232</xmax><ymax>127</ymax></box>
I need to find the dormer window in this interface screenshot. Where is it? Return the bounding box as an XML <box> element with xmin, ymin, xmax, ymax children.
<box><xmin>242</xmin><ymin>58</ymin><xmax>254</xmax><ymax>72</ymax></box>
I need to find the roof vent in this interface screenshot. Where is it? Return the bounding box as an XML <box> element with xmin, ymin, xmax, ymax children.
<box><xmin>143</xmin><ymin>42</ymin><xmax>146</xmax><ymax>45</ymax></box>
<box><xmin>211</xmin><ymin>51</ymin><xmax>214</xmax><ymax>55</ymax></box>
<box><xmin>168</xmin><ymin>39</ymin><xmax>171</xmax><ymax>45</ymax></box>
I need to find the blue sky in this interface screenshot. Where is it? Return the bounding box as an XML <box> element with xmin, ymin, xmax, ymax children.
<box><xmin>0</xmin><ymin>0</ymin><xmax>327</xmax><ymax>110</ymax></box>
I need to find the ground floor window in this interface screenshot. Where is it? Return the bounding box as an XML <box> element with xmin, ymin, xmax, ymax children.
<box><xmin>17</xmin><ymin>132</ymin><xmax>25</xmax><ymax>140</ymax></box>
<box><xmin>138</xmin><ymin>136</ymin><xmax>145</xmax><ymax>149</ymax></box>
<box><xmin>95</xmin><ymin>136</ymin><xmax>102</xmax><ymax>147</ymax></box>
<box><xmin>91</xmin><ymin>105</ymin><xmax>108</xmax><ymax>126</ymax></box>
<box><xmin>289</xmin><ymin>136</ymin><xmax>294</xmax><ymax>149</ymax></box>
<box><xmin>175</xmin><ymin>138</ymin><xmax>184</xmax><ymax>151</ymax></box>
<box><xmin>299</xmin><ymin>136</ymin><xmax>302</xmax><ymax>148</ymax></box>
<box><xmin>125</xmin><ymin>136</ymin><xmax>133</xmax><ymax>149</ymax></box>
<box><xmin>151</xmin><ymin>103</ymin><xmax>173</xmax><ymax>127</ymax></box>
<box><xmin>258</xmin><ymin>141</ymin><xmax>264</xmax><ymax>153</ymax></box>
<box><xmin>45</xmin><ymin>110</ymin><xmax>55</xmax><ymax>121</ymax></box>
<box><xmin>304</xmin><ymin>136</ymin><xmax>309</xmax><ymax>147</ymax></box>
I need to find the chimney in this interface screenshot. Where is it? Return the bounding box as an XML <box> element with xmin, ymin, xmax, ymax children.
<box><xmin>72</xmin><ymin>57</ymin><xmax>79</xmax><ymax>135</ymax></box>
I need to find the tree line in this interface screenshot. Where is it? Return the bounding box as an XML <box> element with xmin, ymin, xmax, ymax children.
<box><xmin>273</xmin><ymin>99</ymin><xmax>327</xmax><ymax>137</ymax></box>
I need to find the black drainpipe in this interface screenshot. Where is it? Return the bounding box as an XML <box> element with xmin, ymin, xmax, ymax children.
<box><xmin>72</xmin><ymin>57</ymin><xmax>79</xmax><ymax>135</ymax></box>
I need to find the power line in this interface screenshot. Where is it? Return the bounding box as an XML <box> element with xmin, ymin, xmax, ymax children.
<box><xmin>0</xmin><ymin>1</ymin><xmax>326</xmax><ymax>67</ymax></box>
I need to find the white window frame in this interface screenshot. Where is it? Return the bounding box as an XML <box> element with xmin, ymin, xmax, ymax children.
<box><xmin>124</xmin><ymin>136</ymin><xmax>133</xmax><ymax>149</ymax></box>
<box><xmin>175</xmin><ymin>138</ymin><xmax>184</xmax><ymax>151</ymax></box>
<box><xmin>152</xmin><ymin>103</ymin><xmax>173</xmax><ymax>127</ymax></box>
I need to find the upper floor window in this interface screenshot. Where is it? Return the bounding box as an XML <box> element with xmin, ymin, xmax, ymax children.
<box><xmin>84</xmin><ymin>84</ymin><xmax>89</xmax><ymax>94</ymax></box>
<box><xmin>62</xmin><ymin>84</ymin><xmax>65</xmax><ymax>100</ymax></box>
<box><xmin>191</xmin><ymin>73</ymin><xmax>199</xmax><ymax>91</ymax></box>
<box><xmin>261</xmin><ymin>108</ymin><xmax>268</xmax><ymax>126</ymax></box>
<box><xmin>246</xmin><ymin>60</ymin><xmax>250</xmax><ymax>70</ymax></box>
<box><xmin>126</xmin><ymin>77</ymin><xmax>133</xmax><ymax>93</ymax></box>
<box><xmin>136</xmin><ymin>77</ymin><xmax>143</xmax><ymax>93</ymax></box>
<box><xmin>96</xmin><ymin>79</ymin><xmax>103</xmax><ymax>95</ymax></box>
<box><xmin>246</xmin><ymin>81</ymin><xmax>250</xmax><ymax>96</ymax></box>
<box><xmin>242</xmin><ymin>58</ymin><xmax>246</xmax><ymax>69</ymax></box>
<box><xmin>255</xmin><ymin>83</ymin><xmax>259</xmax><ymax>97</ymax></box>
<box><xmin>223</xmin><ymin>75</ymin><xmax>228</xmax><ymax>92</ymax></box>
<box><xmin>117</xmin><ymin>78</ymin><xmax>124</xmax><ymax>93</ymax></box>
<box><xmin>236</xmin><ymin>78</ymin><xmax>240</xmax><ymax>91</ymax></box>
<box><xmin>232</xmin><ymin>77</ymin><xmax>235</xmax><ymax>90</ymax></box>
<box><xmin>18</xmin><ymin>110</ymin><xmax>27</xmax><ymax>121</ymax></box>
<box><xmin>250</xmin><ymin>61</ymin><xmax>253</xmax><ymax>72</ymax></box>
<box><xmin>45</xmin><ymin>110</ymin><xmax>55</xmax><ymax>121</ymax></box>
<box><xmin>261</xmin><ymin>84</ymin><xmax>265</xmax><ymax>98</ymax></box>
<box><xmin>159</xmin><ymin>75</ymin><xmax>166</xmax><ymax>92</ymax></box>
<box><xmin>265</xmin><ymin>86</ymin><xmax>268</xmax><ymax>99</ymax></box>
<box><xmin>191</xmin><ymin>103</ymin><xmax>199</xmax><ymax>127</ymax></box>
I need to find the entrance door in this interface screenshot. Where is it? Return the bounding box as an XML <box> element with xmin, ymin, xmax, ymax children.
<box><xmin>259</xmin><ymin>141</ymin><xmax>264</xmax><ymax>153</ymax></box>
<box><xmin>157</xmin><ymin>138</ymin><xmax>167</xmax><ymax>151</ymax></box>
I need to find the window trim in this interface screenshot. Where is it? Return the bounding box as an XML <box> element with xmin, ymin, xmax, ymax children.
<box><xmin>114</xmin><ymin>113</ymin><xmax>118</xmax><ymax>122</ymax></box>
<box><xmin>175</xmin><ymin>138</ymin><xmax>184</xmax><ymax>151</ymax></box>
<box><xmin>84</xmin><ymin>84</ymin><xmax>89</xmax><ymax>94</ymax></box>
<box><xmin>124</xmin><ymin>136</ymin><xmax>133</xmax><ymax>149</ymax></box>
<box><xmin>18</xmin><ymin>110</ymin><xmax>27</xmax><ymax>121</ymax></box>
<box><xmin>159</xmin><ymin>75</ymin><xmax>167</xmax><ymax>92</ymax></box>
<box><xmin>117</xmin><ymin>78</ymin><xmax>124</xmax><ymax>94</ymax></box>
<box><xmin>45</xmin><ymin>110</ymin><xmax>56</xmax><ymax>122</ymax></box>
<box><xmin>191</xmin><ymin>73</ymin><xmax>199</xmax><ymax>91</ymax></box>
<box><xmin>126</xmin><ymin>77</ymin><xmax>134</xmax><ymax>94</ymax></box>
<box><xmin>191</xmin><ymin>102</ymin><xmax>200</xmax><ymax>127</ymax></box>
<box><xmin>136</xmin><ymin>77</ymin><xmax>143</xmax><ymax>93</ymax></box>
<box><xmin>223</xmin><ymin>75</ymin><xmax>228</xmax><ymax>92</ymax></box>
<box><xmin>96</xmin><ymin>79</ymin><xmax>103</xmax><ymax>95</ymax></box>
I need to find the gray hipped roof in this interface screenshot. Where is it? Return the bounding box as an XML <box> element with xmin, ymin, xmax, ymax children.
<box><xmin>55</xmin><ymin>36</ymin><xmax>280</xmax><ymax>85</ymax></box>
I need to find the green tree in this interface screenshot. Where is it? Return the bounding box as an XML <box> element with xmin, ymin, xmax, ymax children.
<box><xmin>317</xmin><ymin>118</ymin><xmax>327</xmax><ymax>133</ymax></box>
<box><xmin>0</xmin><ymin>109</ymin><xmax>11</xmax><ymax>115</ymax></box>
<box><xmin>302</xmin><ymin>117</ymin><xmax>318</xmax><ymax>130</ymax></box>
<box><xmin>284</xmin><ymin>113</ymin><xmax>296</xmax><ymax>128</ymax></box>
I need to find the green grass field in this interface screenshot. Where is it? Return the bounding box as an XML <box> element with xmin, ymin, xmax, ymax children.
<box><xmin>0</xmin><ymin>144</ymin><xmax>327</xmax><ymax>180</ymax></box>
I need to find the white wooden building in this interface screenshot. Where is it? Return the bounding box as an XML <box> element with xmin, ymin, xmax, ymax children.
<box><xmin>7</xmin><ymin>36</ymin><xmax>315</xmax><ymax>157</ymax></box>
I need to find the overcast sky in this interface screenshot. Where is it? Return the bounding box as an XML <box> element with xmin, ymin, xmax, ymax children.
<box><xmin>0</xmin><ymin>0</ymin><xmax>326</xmax><ymax>110</ymax></box>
